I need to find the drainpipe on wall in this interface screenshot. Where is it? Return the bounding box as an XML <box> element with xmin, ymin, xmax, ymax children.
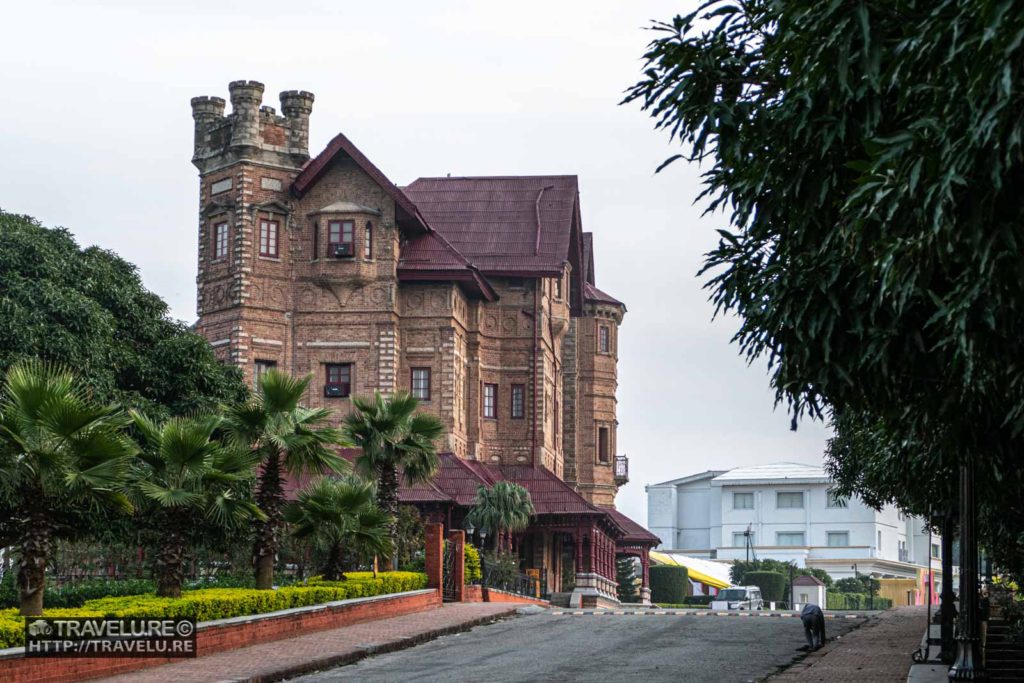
<box><xmin>532</xmin><ymin>283</ymin><xmax>540</xmax><ymax>467</ymax></box>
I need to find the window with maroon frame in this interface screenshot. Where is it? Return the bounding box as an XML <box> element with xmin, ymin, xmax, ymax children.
<box><xmin>324</xmin><ymin>363</ymin><xmax>352</xmax><ymax>397</ymax></box>
<box><xmin>364</xmin><ymin>221</ymin><xmax>373</xmax><ymax>259</ymax></box>
<box><xmin>328</xmin><ymin>220</ymin><xmax>354</xmax><ymax>256</ymax></box>
<box><xmin>510</xmin><ymin>384</ymin><xmax>525</xmax><ymax>419</ymax></box>
<box><xmin>483</xmin><ymin>383</ymin><xmax>498</xmax><ymax>419</ymax></box>
<box><xmin>259</xmin><ymin>219</ymin><xmax>279</xmax><ymax>257</ymax></box>
<box><xmin>214</xmin><ymin>222</ymin><xmax>229</xmax><ymax>259</ymax></box>
<box><xmin>411</xmin><ymin>367</ymin><xmax>431</xmax><ymax>401</ymax></box>
<box><xmin>598</xmin><ymin>426</ymin><xmax>610</xmax><ymax>463</ymax></box>
<box><xmin>599</xmin><ymin>325</ymin><xmax>610</xmax><ymax>354</ymax></box>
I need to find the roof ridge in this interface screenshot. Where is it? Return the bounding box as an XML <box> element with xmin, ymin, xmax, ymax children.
<box><xmin>411</xmin><ymin>174</ymin><xmax>578</xmax><ymax>181</ymax></box>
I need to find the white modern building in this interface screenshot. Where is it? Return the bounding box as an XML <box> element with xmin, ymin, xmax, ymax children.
<box><xmin>646</xmin><ymin>462</ymin><xmax>942</xmax><ymax>581</ymax></box>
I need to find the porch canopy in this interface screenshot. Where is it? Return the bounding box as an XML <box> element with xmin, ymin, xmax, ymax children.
<box><xmin>399</xmin><ymin>453</ymin><xmax>659</xmax><ymax>591</ymax></box>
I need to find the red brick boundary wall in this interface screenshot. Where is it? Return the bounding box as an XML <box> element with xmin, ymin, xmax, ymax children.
<box><xmin>0</xmin><ymin>589</ymin><xmax>440</xmax><ymax>683</ymax></box>
<box><xmin>463</xmin><ymin>585</ymin><xmax>549</xmax><ymax>607</ymax></box>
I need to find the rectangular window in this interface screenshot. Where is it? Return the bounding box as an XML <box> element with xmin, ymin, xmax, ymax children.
<box><xmin>511</xmin><ymin>384</ymin><xmax>525</xmax><ymax>419</ymax></box>
<box><xmin>877</xmin><ymin>530</ymin><xmax>883</xmax><ymax>551</ymax></box>
<box><xmin>733</xmin><ymin>492</ymin><xmax>754</xmax><ymax>510</ymax></box>
<box><xmin>732</xmin><ymin>531</ymin><xmax>754</xmax><ymax>546</ymax></box>
<box><xmin>827</xmin><ymin>531</ymin><xmax>850</xmax><ymax>547</ymax></box>
<box><xmin>214</xmin><ymin>222</ymin><xmax>229</xmax><ymax>259</ymax></box>
<box><xmin>364</xmin><ymin>222</ymin><xmax>373</xmax><ymax>259</ymax></box>
<box><xmin>598</xmin><ymin>426</ymin><xmax>610</xmax><ymax>463</ymax></box>
<box><xmin>554</xmin><ymin>275</ymin><xmax>563</xmax><ymax>300</ymax></box>
<box><xmin>599</xmin><ymin>325</ymin><xmax>610</xmax><ymax>354</ymax></box>
<box><xmin>827</xmin><ymin>491</ymin><xmax>848</xmax><ymax>508</ymax></box>
<box><xmin>324</xmin><ymin>363</ymin><xmax>352</xmax><ymax>398</ymax></box>
<box><xmin>931</xmin><ymin>543</ymin><xmax>940</xmax><ymax>559</ymax></box>
<box><xmin>259</xmin><ymin>219</ymin><xmax>279</xmax><ymax>257</ymax></box>
<box><xmin>328</xmin><ymin>220</ymin><xmax>354</xmax><ymax>256</ymax></box>
<box><xmin>483</xmin><ymin>383</ymin><xmax>498</xmax><ymax>419</ymax></box>
<box><xmin>253</xmin><ymin>359</ymin><xmax>276</xmax><ymax>388</ymax></box>
<box><xmin>312</xmin><ymin>221</ymin><xmax>319</xmax><ymax>259</ymax></box>
<box><xmin>411</xmin><ymin>367</ymin><xmax>431</xmax><ymax>401</ymax></box>
<box><xmin>777</xmin><ymin>492</ymin><xmax>804</xmax><ymax>509</ymax></box>
<box><xmin>776</xmin><ymin>532</ymin><xmax>805</xmax><ymax>547</ymax></box>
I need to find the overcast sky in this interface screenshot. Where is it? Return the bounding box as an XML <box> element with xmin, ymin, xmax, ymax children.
<box><xmin>0</xmin><ymin>0</ymin><xmax>831</xmax><ymax>525</ymax></box>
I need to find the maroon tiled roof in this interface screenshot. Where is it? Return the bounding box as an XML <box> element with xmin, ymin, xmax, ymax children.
<box><xmin>402</xmin><ymin>176</ymin><xmax>580</xmax><ymax>276</ymax></box>
<box><xmin>602</xmin><ymin>507</ymin><xmax>661</xmax><ymax>545</ymax></box>
<box><xmin>793</xmin><ymin>574</ymin><xmax>826</xmax><ymax>586</ymax></box>
<box><xmin>584</xmin><ymin>282</ymin><xmax>625</xmax><ymax>308</ymax></box>
<box><xmin>582</xmin><ymin>232</ymin><xmax>595</xmax><ymax>285</ymax></box>
<box><xmin>292</xmin><ymin>133</ymin><xmax>428</xmax><ymax>232</ymax></box>
<box><xmin>495</xmin><ymin>465</ymin><xmax>605</xmax><ymax>516</ymax></box>
<box><xmin>397</xmin><ymin>231</ymin><xmax>498</xmax><ymax>300</ymax></box>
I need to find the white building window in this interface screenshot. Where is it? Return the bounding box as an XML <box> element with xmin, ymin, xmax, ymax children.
<box><xmin>732</xmin><ymin>531</ymin><xmax>754</xmax><ymax>546</ymax></box>
<box><xmin>827</xmin><ymin>531</ymin><xmax>850</xmax><ymax>547</ymax></box>
<box><xmin>931</xmin><ymin>543</ymin><xmax>940</xmax><ymax>559</ymax></box>
<box><xmin>777</xmin><ymin>492</ymin><xmax>804</xmax><ymax>509</ymax></box>
<box><xmin>777</xmin><ymin>532</ymin><xmax>805</xmax><ymax>547</ymax></box>
<box><xmin>826</xmin><ymin>491</ymin><xmax>848</xmax><ymax>508</ymax></box>
<box><xmin>733</xmin><ymin>492</ymin><xmax>754</xmax><ymax>510</ymax></box>
<box><xmin>877</xmin><ymin>530</ymin><xmax>883</xmax><ymax>553</ymax></box>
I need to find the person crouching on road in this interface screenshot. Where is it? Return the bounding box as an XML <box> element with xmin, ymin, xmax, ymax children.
<box><xmin>801</xmin><ymin>603</ymin><xmax>826</xmax><ymax>651</ymax></box>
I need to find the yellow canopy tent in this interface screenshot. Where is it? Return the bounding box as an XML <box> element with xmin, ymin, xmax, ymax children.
<box><xmin>650</xmin><ymin>551</ymin><xmax>731</xmax><ymax>590</ymax></box>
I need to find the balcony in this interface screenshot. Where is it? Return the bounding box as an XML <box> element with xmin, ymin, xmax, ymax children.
<box><xmin>614</xmin><ymin>455</ymin><xmax>629</xmax><ymax>485</ymax></box>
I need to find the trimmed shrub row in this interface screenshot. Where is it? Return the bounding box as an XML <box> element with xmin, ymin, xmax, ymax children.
<box><xmin>825</xmin><ymin>592</ymin><xmax>892</xmax><ymax>610</ymax></box>
<box><xmin>0</xmin><ymin>572</ymin><xmax>427</xmax><ymax>648</ymax></box>
<box><xmin>649</xmin><ymin>565</ymin><xmax>689</xmax><ymax>604</ymax></box>
<box><xmin>744</xmin><ymin>571</ymin><xmax>786</xmax><ymax>603</ymax></box>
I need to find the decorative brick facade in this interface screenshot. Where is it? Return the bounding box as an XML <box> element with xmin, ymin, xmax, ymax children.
<box><xmin>190</xmin><ymin>80</ymin><xmax>627</xmax><ymax>504</ymax></box>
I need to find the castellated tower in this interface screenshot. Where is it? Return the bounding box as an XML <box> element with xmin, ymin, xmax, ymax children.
<box><xmin>191</xmin><ymin>81</ymin><xmax>314</xmax><ymax>376</ymax></box>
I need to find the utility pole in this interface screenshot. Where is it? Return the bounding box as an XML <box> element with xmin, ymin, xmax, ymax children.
<box><xmin>949</xmin><ymin>460</ymin><xmax>985</xmax><ymax>679</ymax></box>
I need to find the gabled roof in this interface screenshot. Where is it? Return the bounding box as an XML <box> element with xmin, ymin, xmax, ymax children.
<box><xmin>402</xmin><ymin>175</ymin><xmax>580</xmax><ymax>277</ymax></box>
<box><xmin>711</xmin><ymin>462</ymin><xmax>828</xmax><ymax>486</ymax></box>
<box><xmin>602</xmin><ymin>507</ymin><xmax>660</xmax><ymax>545</ymax></box>
<box><xmin>292</xmin><ymin>132</ymin><xmax>428</xmax><ymax>232</ymax></box>
<box><xmin>398</xmin><ymin>231</ymin><xmax>498</xmax><ymax>301</ymax></box>
<box><xmin>793</xmin><ymin>574</ymin><xmax>826</xmax><ymax>586</ymax></box>
<box><xmin>648</xmin><ymin>470</ymin><xmax>728</xmax><ymax>488</ymax></box>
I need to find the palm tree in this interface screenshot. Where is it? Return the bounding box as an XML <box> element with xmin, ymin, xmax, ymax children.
<box><xmin>0</xmin><ymin>361</ymin><xmax>136</xmax><ymax>615</ymax></box>
<box><xmin>223</xmin><ymin>370</ymin><xmax>348</xmax><ymax>589</ymax></box>
<box><xmin>342</xmin><ymin>391</ymin><xmax>444</xmax><ymax>565</ymax></box>
<box><xmin>284</xmin><ymin>476</ymin><xmax>393</xmax><ymax>581</ymax></box>
<box><xmin>130</xmin><ymin>411</ymin><xmax>265</xmax><ymax>597</ymax></box>
<box><xmin>467</xmin><ymin>481</ymin><xmax>535</xmax><ymax>552</ymax></box>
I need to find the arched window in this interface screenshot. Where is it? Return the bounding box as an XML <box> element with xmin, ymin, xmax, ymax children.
<box><xmin>364</xmin><ymin>221</ymin><xmax>373</xmax><ymax>259</ymax></box>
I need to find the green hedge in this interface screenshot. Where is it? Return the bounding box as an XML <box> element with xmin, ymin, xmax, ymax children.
<box><xmin>0</xmin><ymin>574</ymin><xmax>157</xmax><ymax>609</ymax></box>
<box><xmin>825</xmin><ymin>592</ymin><xmax>892</xmax><ymax>610</ymax></box>
<box><xmin>744</xmin><ymin>571</ymin><xmax>786</xmax><ymax>603</ymax></box>
<box><xmin>683</xmin><ymin>595</ymin><xmax>714</xmax><ymax>606</ymax></box>
<box><xmin>649</xmin><ymin>565</ymin><xmax>689</xmax><ymax>604</ymax></box>
<box><xmin>0</xmin><ymin>571</ymin><xmax>428</xmax><ymax>648</ymax></box>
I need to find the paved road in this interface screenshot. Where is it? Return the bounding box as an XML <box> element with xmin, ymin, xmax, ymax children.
<box><xmin>291</xmin><ymin>612</ymin><xmax>864</xmax><ymax>683</ymax></box>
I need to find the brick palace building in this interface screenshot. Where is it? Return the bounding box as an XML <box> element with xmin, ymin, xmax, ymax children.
<box><xmin>189</xmin><ymin>80</ymin><xmax>657</xmax><ymax>606</ymax></box>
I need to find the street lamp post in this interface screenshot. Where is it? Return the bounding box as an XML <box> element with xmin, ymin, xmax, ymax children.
<box><xmin>949</xmin><ymin>460</ymin><xmax>985</xmax><ymax>680</ymax></box>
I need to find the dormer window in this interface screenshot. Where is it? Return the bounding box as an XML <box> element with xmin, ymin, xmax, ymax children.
<box><xmin>328</xmin><ymin>220</ymin><xmax>354</xmax><ymax>257</ymax></box>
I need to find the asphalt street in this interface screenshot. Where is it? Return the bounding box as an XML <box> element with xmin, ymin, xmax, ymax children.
<box><xmin>289</xmin><ymin>612</ymin><xmax>864</xmax><ymax>683</ymax></box>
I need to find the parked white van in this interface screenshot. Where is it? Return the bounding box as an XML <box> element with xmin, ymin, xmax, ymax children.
<box><xmin>710</xmin><ymin>586</ymin><xmax>764</xmax><ymax>611</ymax></box>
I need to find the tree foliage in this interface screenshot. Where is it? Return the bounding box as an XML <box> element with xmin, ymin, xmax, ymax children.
<box><xmin>223</xmin><ymin>369</ymin><xmax>347</xmax><ymax>589</ymax></box>
<box><xmin>342</xmin><ymin>391</ymin><xmax>444</xmax><ymax>564</ymax></box>
<box><xmin>467</xmin><ymin>482</ymin><xmax>535</xmax><ymax>552</ymax></box>
<box><xmin>285</xmin><ymin>476</ymin><xmax>393</xmax><ymax>581</ymax></box>
<box><xmin>130</xmin><ymin>412</ymin><xmax>263</xmax><ymax>597</ymax></box>
<box><xmin>0</xmin><ymin>361</ymin><xmax>136</xmax><ymax>614</ymax></box>
<box><xmin>0</xmin><ymin>210</ymin><xmax>247</xmax><ymax>419</ymax></box>
<box><xmin>626</xmin><ymin>1</ymin><xmax>1024</xmax><ymax>575</ymax></box>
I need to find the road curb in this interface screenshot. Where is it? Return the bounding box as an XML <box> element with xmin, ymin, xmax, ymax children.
<box><xmin>225</xmin><ymin>608</ymin><xmax>520</xmax><ymax>683</ymax></box>
<box><xmin>548</xmin><ymin>609</ymin><xmax>870</xmax><ymax>620</ymax></box>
